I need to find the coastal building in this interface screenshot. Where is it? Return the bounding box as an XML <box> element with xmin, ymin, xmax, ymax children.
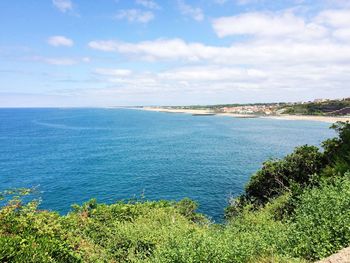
<box><xmin>221</xmin><ymin>105</ymin><xmax>278</xmax><ymax>115</ymax></box>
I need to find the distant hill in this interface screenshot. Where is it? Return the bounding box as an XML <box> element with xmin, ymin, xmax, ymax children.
<box><xmin>280</xmin><ymin>98</ymin><xmax>350</xmax><ymax>116</ymax></box>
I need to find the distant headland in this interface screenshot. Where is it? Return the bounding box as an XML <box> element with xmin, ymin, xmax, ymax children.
<box><xmin>139</xmin><ymin>97</ymin><xmax>350</xmax><ymax>123</ymax></box>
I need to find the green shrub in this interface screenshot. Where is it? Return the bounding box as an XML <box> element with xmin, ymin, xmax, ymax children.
<box><xmin>322</xmin><ymin>122</ymin><xmax>350</xmax><ymax>176</ymax></box>
<box><xmin>288</xmin><ymin>175</ymin><xmax>350</xmax><ymax>260</ymax></box>
<box><xmin>245</xmin><ymin>145</ymin><xmax>324</xmax><ymax>205</ymax></box>
<box><xmin>0</xmin><ymin>200</ymin><xmax>83</xmax><ymax>262</ymax></box>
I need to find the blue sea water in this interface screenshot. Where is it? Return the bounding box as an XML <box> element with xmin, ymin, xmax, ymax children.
<box><xmin>0</xmin><ymin>108</ymin><xmax>334</xmax><ymax>220</ymax></box>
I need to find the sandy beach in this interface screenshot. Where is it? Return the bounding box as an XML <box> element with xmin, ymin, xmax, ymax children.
<box><xmin>262</xmin><ymin>115</ymin><xmax>350</xmax><ymax>123</ymax></box>
<box><xmin>141</xmin><ymin>107</ymin><xmax>215</xmax><ymax>115</ymax></box>
<box><xmin>141</xmin><ymin>107</ymin><xmax>350</xmax><ymax>123</ymax></box>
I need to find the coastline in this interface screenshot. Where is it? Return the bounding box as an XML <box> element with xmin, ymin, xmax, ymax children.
<box><xmin>262</xmin><ymin>114</ymin><xmax>350</xmax><ymax>123</ymax></box>
<box><xmin>140</xmin><ymin>107</ymin><xmax>350</xmax><ymax>123</ymax></box>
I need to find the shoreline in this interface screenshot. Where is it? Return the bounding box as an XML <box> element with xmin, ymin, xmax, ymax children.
<box><xmin>262</xmin><ymin>115</ymin><xmax>350</xmax><ymax>123</ymax></box>
<box><xmin>140</xmin><ymin>107</ymin><xmax>350</xmax><ymax>123</ymax></box>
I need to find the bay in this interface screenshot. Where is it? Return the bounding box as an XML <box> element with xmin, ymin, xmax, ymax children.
<box><xmin>0</xmin><ymin>108</ymin><xmax>334</xmax><ymax>220</ymax></box>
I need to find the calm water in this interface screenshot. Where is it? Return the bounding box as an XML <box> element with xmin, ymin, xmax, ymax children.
<box><xmin>0</xmin><ymin>108</ymin><xmax>334</xmax><ymax>220</ymax></box>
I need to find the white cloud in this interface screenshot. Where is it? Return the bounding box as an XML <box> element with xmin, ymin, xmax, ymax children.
<box><xmin>115</xmin><ymin>9</ymin><xmax>154</xmax><ymax>23</ymax></box>
<box><xmin>158</xmin><ymin>66</ymin><xmax>267</xmax><ymax>82</ymax></box>
<box><xmin>333</xmin><ymin>28</ymin><xmax>350</xmax><ymax>41</ymax></box>
<box><xmin>47</xmin><ymin>36</ymin><xmax>74</xmax><ymax>47</ymax></box>
<box><xmin>323</xmin><ymin>0</ymin><xmax>350</xmax><ymax>8</ymax></box>
<box><xmin>87</xmin><ymin>11</ymin><xmax>350</xmax><ymax>103</ymax></box>
<box><xmin>89</xmin><ymin>39</ymin><xmax>197</xmax><ymax>61</ymax></box>
<box><xmin>212</xmin><ymin>9</ymin><xmax>350</xmax><ymax>43</ymax></box>
<box><xmin>87</xmin><ymin>61</ymin><xmax>350</xmax><ymax>105</ymax></box>
<box><xmin>85</xmin><ymin>8</ymin><xmax>350</xmax><ymax>105</ymax></box>
<box><xmin>94</xmin><ymin>66</ymin><xmax>266</xmax><ymax>84</ymax></box>
<box><xmin>88</xmin><ymin>37</ymin><xmax>350</xmax><ymax>65</ymax></box>
<box><xmin>315</xmin><ymin>9</ymin><xmax>350</xmax><ymax>41</ymax></box>
<box><xmin>178</xmin><ymin>0</ymin><xmax>204</xmax><ymax>21</ymax></box>
<box><xmin>52</xmin><ymin>0</ymin><xmax>73</xmax><ymax>13</ymax></box>
<box><xmin>82</xmin><ymin>57</ymin><xmax>91</xmax><ymax>63</ymax></box>
<box><xmin>212</xmin><ymin>11</ymin><xmax>327</xmax><ymax>39</ymax></box>
<box><xmin>30</xmin><ymin>56</ymin><xmax>89</xmax><ymax>65</ymax></box>
<box><xmin>88</xmin><ymin>40</ymin><xmax>119</xmax><ymax>52</ymax></box>
<box><xmin>316</xmin><ymin>9</ymin><xmax>350</xmax><ymax>28</ymax></box>
<box><xmin>34</xmin><ymin>57</ymin><xmax>77</xmax><ymax>65</ymax></box>
<box><xmin>94</xmin><ymin>68</ymin><xmax>132</xmax><ymax>77</ymax></box>
<box><xmin>233</xmin><ymin>0</ymin><xmax>304</xmax><ymax>5</ymax></box>
<box><xmin>136</xmin><ymin>0</ymin><xmax>160</xmax><ymax>10</ymax></box>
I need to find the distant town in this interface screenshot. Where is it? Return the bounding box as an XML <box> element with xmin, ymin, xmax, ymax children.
<box><xmin>148</xmin><ymin>98</ymin><xmax>350</xmax><ymax>116</ymax></box>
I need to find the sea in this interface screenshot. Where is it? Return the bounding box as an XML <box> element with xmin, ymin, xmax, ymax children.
<box><xmin>0</xmin><ymin>108</ymin><xmax>334</xmax><ymax>221</ymax></box>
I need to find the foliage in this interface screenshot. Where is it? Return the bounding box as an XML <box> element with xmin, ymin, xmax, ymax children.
<box><xmin>0</xmin><ymin>192</ymin><xmax>305</xmax><ymax>263</ymax></box>
<box><xmin>0</xmin><ymin>177</ymin><xmax>349</xmax><ymax>262</ymax></box>
<box><xmin>288</xmin><ymin>175</ymin><xmax>350</xmax><ymax>260</ymax></box>
<box><xmin>244</xmin><ymin>145</ymin><xmax>325</xmax><ymax>205</ymax></box>
<box><xmin>281</xmin><ymin>98</ymin><xmax>350</xmax><ymax>116</ymax></box>
<box><xmin>322</xmin><ymin>121</ymin><xmax>350</xmax><ymax>176</ymax></box>
<box><xmin>0</xmin><ymin>198</ymin><xmax>85</xmax><ymax>263</ymax></box>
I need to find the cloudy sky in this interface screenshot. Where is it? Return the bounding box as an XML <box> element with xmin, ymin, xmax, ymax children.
<box><xmin>0</xmin><ymin>0</ymin><xmax>349</xmax><ymax>107</ymax></box>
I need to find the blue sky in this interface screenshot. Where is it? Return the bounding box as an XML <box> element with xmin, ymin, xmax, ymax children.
<box><xmin>0</xmin><ymin>0</ymin><xmax>349</xmax><ymax>107</ymax></box>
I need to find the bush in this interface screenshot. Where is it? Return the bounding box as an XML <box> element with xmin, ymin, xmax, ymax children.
<box><xmin>288</xmin><ymin>175</ymin><xmax>350</xmax><ymax>260</ymax></box>
<box><xmin>322</xmin><ymin>121</ymin><xmax>350</xmax><ymax>176</ymax></box>
<box><xmin>66</xmin><ymin>199</ymin><xmax>208</xmax><ymax>262</ymax></box>
<box><xmin>245</xmin><ymin>145</ymin><xmax>324</xmax><ymax>205</ymax></box>
<box><xmin>0</xmin><ymin>199</ymin><xmax>83</xmax><ymax>263</ymax></box>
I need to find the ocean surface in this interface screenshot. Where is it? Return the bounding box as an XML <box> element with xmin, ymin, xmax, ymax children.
<box><xmin>0</xmin><ymin>108</ymin><xmax>334</xmax><ymax>221</ymax></box>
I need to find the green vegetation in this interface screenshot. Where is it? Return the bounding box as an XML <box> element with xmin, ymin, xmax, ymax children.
<box><xmin>1</xmin><ymin>122</ymin><xmax>350</xmax><ymax>262</ymax></box>
<box><xmin>281</xmin><ymin>98</ymin><xmax>350</xmax><ymax>116</ymax></box>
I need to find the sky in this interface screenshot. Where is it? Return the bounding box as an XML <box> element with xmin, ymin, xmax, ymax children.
<box><xmin>0</xmin><ymin>0</ymin><xmax>349</xmax><ymax>107</ymax></box>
